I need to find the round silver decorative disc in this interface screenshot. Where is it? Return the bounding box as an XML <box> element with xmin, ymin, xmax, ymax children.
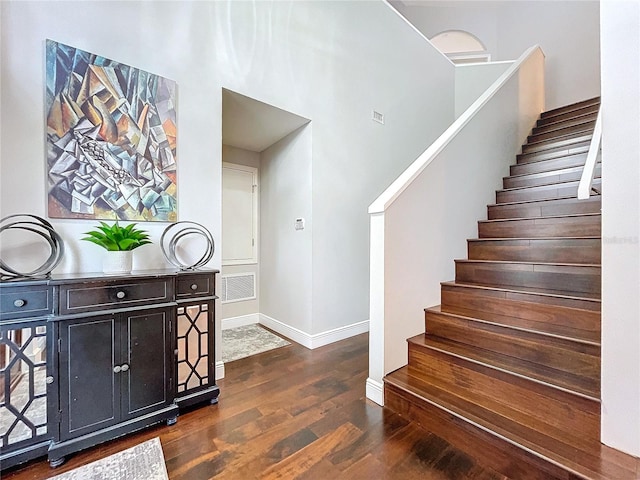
<box><xmin>160</xmin><ymin>221</ymin><xmax>215</xmax><ymax>270</ymax></box>
<box><xmin>0</xmin><ymin>214</ymin><xmax>65</xmax><ymax>278</ymax></box>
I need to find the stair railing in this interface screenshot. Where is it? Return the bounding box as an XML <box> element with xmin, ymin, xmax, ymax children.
<box><xmin>577</xmin><ymin>108</ymin><xmax>602</xmax><ymax>199</ymax></box>
<box><xmin>366</xmin><ymin>45</ymin><xmax>545</xmax><ymax>407</ymax></box>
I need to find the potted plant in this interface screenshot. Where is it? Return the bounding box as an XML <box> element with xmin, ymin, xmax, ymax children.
<box><xmin>82</xmin><ymin>221</ymin><xmax>152</xmax><ymax>274</ymax></box>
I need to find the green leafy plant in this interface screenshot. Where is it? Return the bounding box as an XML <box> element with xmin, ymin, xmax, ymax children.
<box><xmin>81</xmin><ymin>222</ymin><xmax>152</xmax><ymax>251</ymax></box>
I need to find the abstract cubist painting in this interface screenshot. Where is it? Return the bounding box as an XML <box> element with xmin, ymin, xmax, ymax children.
<box><xmin>45</xmin><ymin>39</ymin><xmax>177</xmax><ymax>221</ymax></box>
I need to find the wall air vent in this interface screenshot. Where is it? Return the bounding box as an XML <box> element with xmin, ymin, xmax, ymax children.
<box><xmin>220</xmin><ymin>273</ymin><xmax>256</xmax><ymax>303</ymax></box>
<box><xmin>372</xmin><ymin>110</ymin><xmax>385</xmax><ymax>125</ymax></box>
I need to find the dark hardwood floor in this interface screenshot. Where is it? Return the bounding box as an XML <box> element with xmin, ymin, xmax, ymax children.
<box><xmin>4</xmin><ymin>333</ymin><xmax>518</xmax><ymax>479</ymax></box>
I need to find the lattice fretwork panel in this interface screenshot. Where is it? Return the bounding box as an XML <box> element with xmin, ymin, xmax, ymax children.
<box><xmin>176</xmin><ymin>303</ymin><xmax>211</xmax><ymax>393</ymax></box>
<box><xmin>0</xmin><ymin>323</ymin><xmax>48</xmax><ymax>448</ymax></box>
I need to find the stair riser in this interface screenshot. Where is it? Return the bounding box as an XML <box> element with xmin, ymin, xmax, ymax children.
<box><xmin>424</xmin><ymin>312</ymin><xmax>600</xmax><ymax>379</ymax></box>
<box><xmin>504</xmin><ymin>165</ymin><xmax>601</xmax><ymax>189</ymax></box>
<box><xmin>539</xmin><ymin>102</ymin><xmax>600</xmax><ymax>123</ymax></box>
<box><xmin>488</xmin><ymin>197</ymin><xmax>601</xmax><ymax>220</ymax></box>
<box><xmin>441</xmin><ymin>282</ymin><xmax>600</xmax><ymax>312</ymax></box>
<box><xmin>478</xmin><ymin>216</ymin><xmax>601</xmax><ymax>238</ymax></box>
<box><xmin>468</xmin><ymin>239</ymin><xmax>601</xmax><ymax>263</ymax></box>
<box><xmin>455</xmin><ymin>262</ymin><xmax>601</xmax><ymax>296</ymax></box>
<box><xmin>528</xmin><ymin>124</ymin><xmax>595</xmax><ymax>144</ymax></box>
<box><xmin>496</xmin><ymin>180</ymin><xmax>601</xmax><ymax>203</ymax></box>
<box><xmin>532</xmin><ymin>114</ymin><xmax>598</xmax><ymax>135</ymax></box>
<box><xmin>407</xmin><ymin>346</ymin><xmax>600</xmax><ymax>444</ymax></box>
<box><xmin>522</xmin><ymin>135</ymin><xmax>592</xmax><ymax>155</ymax></box>
<box><xmin>384</xmin><ymin>383</ymin><xmax>569</xmax><ymax>480</ymax></box>
<box><xmin>511</xmin><ymin>153</ymin><xmax>589</xmax><ymax>176</ymax></box>
<box><xmin>518</xmin><ymin>143</ymin><xmax>590</xmax><ymax>165</ymax></box>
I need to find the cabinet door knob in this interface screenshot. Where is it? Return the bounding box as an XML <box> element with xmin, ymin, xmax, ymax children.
<box><xmin>46</xmin><ymin>376</ymin><xmax>54</xmax><ymax>384</ymax></box>
<box><xmin>116</xmin><ymin>291</ymin><xmax>126</xmax><ymax>299</ymax></box>
<box><xmin>120</xmin><ymin>363</ymin><xmax>130</xmax><ymax>372</ymax></box>
<box><xmin>113</xmin><ymin>365</ymin><xmax>122</xmax><ymax>373</ymax></box>
<box><xmin>190</xmin><ymin>284</ymin><xmax>198</xmax><ymax>291</ymax></box>
<box><xmin>13</xmin><ymin>299</ymin><xmax>26</xmax><ymax>307</ymax></box>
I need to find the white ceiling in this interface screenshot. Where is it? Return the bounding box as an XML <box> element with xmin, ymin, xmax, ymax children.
<box><xmin>221</xmin><ymin>89</ymin><xmax>310</xmax><ymax>153</ymax></box>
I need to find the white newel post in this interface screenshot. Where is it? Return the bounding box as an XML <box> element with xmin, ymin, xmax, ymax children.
<box><xmin>366</xmin><ymin>211</ymin><xmax>386</xmax><ymax>406</ymax></box>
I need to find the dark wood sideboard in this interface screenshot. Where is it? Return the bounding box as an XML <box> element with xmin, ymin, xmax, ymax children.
<box><xmin>0</xmin><ymin>269</ymin><xmax>219</xmax><ymax>469</ymax></box>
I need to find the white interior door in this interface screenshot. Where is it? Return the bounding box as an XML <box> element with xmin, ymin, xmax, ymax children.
<box><xmin>222</xmin><ymin>163</ymin><xmax>258</xmax><ymax>265</ymax></box>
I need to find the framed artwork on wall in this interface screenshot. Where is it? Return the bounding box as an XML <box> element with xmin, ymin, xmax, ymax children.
<box><xmin>45</xmin><ymin>39</ymin><xmax>178</xmax><ymax>222</ymax></box>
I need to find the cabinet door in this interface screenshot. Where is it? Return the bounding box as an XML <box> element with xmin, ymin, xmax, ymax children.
<box><xmin>120</xmin><ymin>308</ymin><xmax>172</xmax><ymax>421</ymax></box>
<box><xmin>176</xmin><ymin>300</ymin><xmax>214</xmax><ymax>396</ymax></box>
<box><xmin>59</xmin><ymin>315</ymin><xmax>119</xmax><ymax>441</ymax></box>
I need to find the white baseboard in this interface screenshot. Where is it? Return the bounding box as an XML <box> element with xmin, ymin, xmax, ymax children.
<box><xmin>215</xmin><ymin>360</ymin><xmax>225</xmax><ymax>380</ymax></box>
<box><xmin>221</xmin><ymin>313</ymin><xmax>260</xmax><ymax>330</ymax></box>
<box><xmin>366</xmin><ymin>377</ymin><xmax>384</xmax><ymax>406</ymax></box>
<box><xmin>259</xmin><ymin>314</ymin><xmax>369</xmax><ymax>349</ymax></box>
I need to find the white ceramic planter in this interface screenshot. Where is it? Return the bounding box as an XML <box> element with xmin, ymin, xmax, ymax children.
<box><xmin>103</xmin><ymin>250</ymin><xmax>133</xmax><ymax>275</ymax></box>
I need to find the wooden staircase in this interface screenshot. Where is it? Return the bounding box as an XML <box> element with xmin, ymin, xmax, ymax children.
<box><xmin>384</xmin><ymin>98</ymin><xmax>638</xmax><ymax>479</ymax></box>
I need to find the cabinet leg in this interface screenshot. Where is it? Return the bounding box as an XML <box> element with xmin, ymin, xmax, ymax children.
<box><xmin>49</xmin><ymin>457</ymin><xmax>66</xmax><ymax>468</ymax></box>
<box><xmin>166</xmin><ymin>416</ymin><xmax>178</xmax><ymax>426</ymax></box>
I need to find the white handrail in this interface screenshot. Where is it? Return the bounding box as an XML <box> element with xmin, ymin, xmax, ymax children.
<box><xmin>577</xmin><ymin>108</ymin><xmax>602</xmax><ymax>200</ymax></box>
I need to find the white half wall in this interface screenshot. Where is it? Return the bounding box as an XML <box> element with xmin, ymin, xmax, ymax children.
<box><xmin>600</xmin><ymin>0</ymin><xmax>640</xmax><ymax>458</ymax></box>
<box><xmin>368</xmin><ymin>47</ymin><xmax>544</xmax><ymax>403</ymax></box>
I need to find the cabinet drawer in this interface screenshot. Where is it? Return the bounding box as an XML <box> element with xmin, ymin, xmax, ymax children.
<box><xmin>0</xmin><ymin>285</ymin><xmax>53</xmax><ymax>320</ymax></box>
<box><xmin>59</xmin><ymin>278</ymin><xmax>173</xmax><ymax>314</ymax></box>
<box><xmin>176</xmin><ymin>274</ymin><xmax>214</xmax><ymax>298</ymax></box>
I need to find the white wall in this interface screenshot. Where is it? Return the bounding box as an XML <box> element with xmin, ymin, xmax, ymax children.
<box><xmin>0</xmin><ymin>1</ymin><xmax>454</xmax><ymax>350</ymax></box>
<box><xmin>600</xmin><ymin>0</ymin><xmax>640</xmax><ymax>458</ymax></box>
<box><xmin>260</xmin><ymin>125</ymin><xmax>313</xmax><ymax>334</ymax></box>
<box><xmin>455</xmin><ymin>61</ymin><xmax>513</xmax><ymax>117</ymax></box>
<box><xmin>393</xmin><ymin>0</ymin><xmax>600</xmax><ymax>110</ymax></box>
<box><xmin>221</xmin><ymin>145</ymin><xmax>260</xmax><ymax>322</ymax></box>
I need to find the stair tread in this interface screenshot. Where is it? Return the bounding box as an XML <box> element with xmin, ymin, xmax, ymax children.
<box><xmin>449</xmin><ymin>280</ymin><xmax>601</xmax><ymax>301</ymax></box>
<box><xmin>524</xmin><ymin>132</ymin><xmax>592</xmax><ymax>150</ymax></box>
<box><xmin>413</xmin><ymin>328</ymin><xmax>600</xmax><ymax>398</ymax></box>
<box><xmin>535</xmin><ymin>111</ymin><xmax>598</xmax><ymax>130</ymax></box>
<box><xmin>441</xmin><ymin>280</ymin><xmax>601</xmax><ymax>305</ymax></box>
<box><xmin>514</xmin><ymin>150</ymin><xmax>589</xmax><ymax>168</ymax></box>
<box><xmin>517</xmin><ymin>146</ymin><xmax>591</xmax><ymax>165</ymax></box>
<box><xmin>533</xmin><ymin>116</ymin><xmax>597</xmax><ymax>133</ymax></box>
<box><xmin>540</xmin><ymin>97</ymin><xmax>600</xmax><ymax>118</ymax></box>
<box><xmin>455</xmin><ymin>258</ymin><xmax>600</xmax><ymax>268</ymax></box>
<box><xmin>487</xmin><ymin>194</ymin><xmax>601</xmax><ymax>209</ymax></box>
<box><xmin>427</xmin><ymin>304</ymin><xmax>600</xmax><ymax>348</ymax></box>
<box><xmin>528</xmin><ymin>126</ymin><xmax>595</xmax><ymax>143</ymax></box>
<box><xmin>480</xmin><ymin>212</ymin><xmax>601</xmax><ymax>223</ymax></box>
<box><xmin>385</xmin><ymin>366</ymin><xmax>634</xmax><ymax>480</ymax></box>
<box><xmin>498</xmin><ymin>178</ymin><xmax>599</xmax><ymax>194</ymax></box>
<box><xmin>435</xmin><ymin>299</ymin><xmax>600</xmax><ymax>344</ymax></box>
<box><xmin>387</xmin><ymin>367</ymin><xmax>593</xmax><ymax>456</ymax></box>
<box><xmin>468</xmin><ymin>236</ymin><xmax>600</xmax><ymax>241</ymax></box>
<box><xmin>506</xmin><ymin>163</ymin><xmax>600</xmax><ymax>181</ymax></box>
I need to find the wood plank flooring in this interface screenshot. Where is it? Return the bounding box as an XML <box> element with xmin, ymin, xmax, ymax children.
<box><xmin>4</xmin><ymin>333</ymin><xmax>522</xmax><ymax>480</ymax></box>
<box><xmin>4</xmin><ymin>332</ymin><xmax>638</xmax><ymax>479</ymax></box>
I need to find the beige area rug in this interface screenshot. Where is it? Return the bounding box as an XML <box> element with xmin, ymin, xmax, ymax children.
<box><xmin>222</xmin><ymin>324</ymin><xmax>291</xmax><ymax>363</ymax></box>
<box><xmin>49</xmin><ymin>437</ymin><xmax>168</xmax><ymax>480</ymax></box>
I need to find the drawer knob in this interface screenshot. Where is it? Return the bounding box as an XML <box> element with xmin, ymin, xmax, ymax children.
<box><xmin>113</xmin><ymin>365</ymin><xmax>122</xmax><ymax>373</ymax></box>
<box><xmin>121</xmin><ymin>363</ymin><xmax>130</xmax><ymax>372</ymax></box>
<box><xmin>46</xmin><ymin>376</ymin><xmax>54</xmax><ymax>384</ymax></box>
<box><xmin>190</xmin><ymin>284</ymin><xmax>198</xmax><ymax>291</ymax></box>
<box><xmin>116</xmin><ymin>291</ymin><xmax>126</xmax><ymax>299</ymax></box>
<box><xmin>13</xmin><ymin>299</ymin><xmax>26</xmax><ymax>308</ymax></box>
